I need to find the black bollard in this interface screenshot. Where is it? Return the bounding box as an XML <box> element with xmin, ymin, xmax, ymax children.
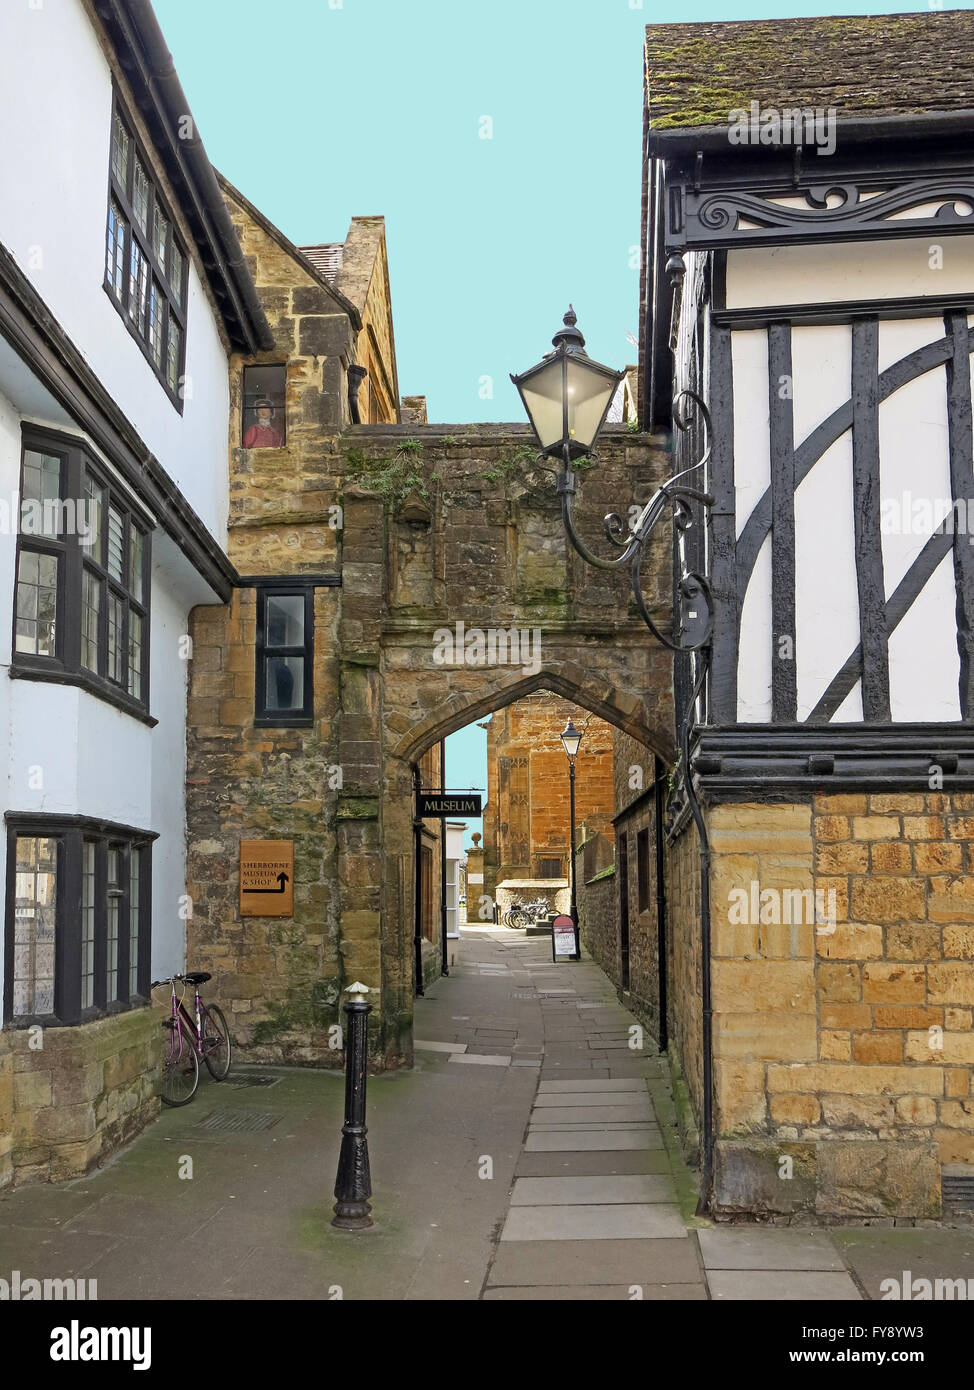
<box><xmin>332</xmin><ymin>981</ymin><xmax>374</xmax><ymax>1230</ymax></box>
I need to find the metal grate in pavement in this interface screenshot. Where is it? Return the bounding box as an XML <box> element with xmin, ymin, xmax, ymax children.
<box><xmin>194</xmin><ymin>1108</ymin><xmax>283</xmax><ymax>1133</ymax></box>
<box><xmin>222</xmin><ymin>1074</ymin><xmax>282</xmax><ymax>1088</ymax></box>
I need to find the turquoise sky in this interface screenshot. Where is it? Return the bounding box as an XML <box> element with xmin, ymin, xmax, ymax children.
<box><xmin>154</xmin><ymin>0</ymin><xmax>936</xmax><ymax>428</ymax></box>
<box><xmin>152</xmin><ymin>0</ymin><xmax>956</xmax><ymax>837</ymax></box>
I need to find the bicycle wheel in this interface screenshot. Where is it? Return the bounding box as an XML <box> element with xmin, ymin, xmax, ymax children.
<box><xmin>201</xmin><ymin>1004</ymin><xmax>232</xmax><ymax>1081</ymax></box>
<box><xmin>160</xmin><ymin>1023</ymin><xmax>199</xmax><ymax>1106</ymax></box>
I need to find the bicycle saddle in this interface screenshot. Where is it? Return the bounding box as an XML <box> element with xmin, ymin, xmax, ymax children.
<box><xmin>182</xmin><ymin>971</ymin><xmax>212</xmax><ymax>985</ymax></box>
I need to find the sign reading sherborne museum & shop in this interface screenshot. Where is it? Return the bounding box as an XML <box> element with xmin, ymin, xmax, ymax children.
<box><xmin>240</xmin><ymin>840</ymin><xmax>294</xmax><ymax>917</ymax></box>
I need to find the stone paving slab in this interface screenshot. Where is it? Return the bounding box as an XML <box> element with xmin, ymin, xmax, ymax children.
<box><xmin>526</xmin><ymin>1130</ymin><xmax>664</xmax><ymax>1151</ymax></box>
<box><xmin>413</xmin><ymin>1039</ymin><xmax>467</xmax><ymax>1053</ymax></box>
<box><xmin>528</xmin><ymin>1121</ymin><xmax>662</xmax><ymax>1132</ymax></box>
<box><xmin>483</xmin><ymin>1283</ymin><xmax>707</xmax><ymax>1300</ymax></box>
<box><xmin>708</xmin><ymin>1270</ymin><xmax>862</xmax><ymax>1301</ymax></box>
<box><xmin>830</xmin><ymin>1227</ymin><xmax>974</xmax><ymax>1300</ymax></box>
<box><xmin>538</xmin><ymin>1079</ymin><xmax>648</xmax><ymax>1093</ymax></box>
<box><xmin>511</xmin><ymin>1175</ymin><xmax>678</xmax><ymax>1205</ymax></box>
<box><xmin>534</xmin><ymin>1091</ymin><xmax>653</xmax><ymax>1107</ymax></box>
<box><xmin>515</xmin><ymin>1150</ymin><xmax>672</xmax><ymax>1177</ymax></box>
<box><xmin>486</xmin><ymin>1237</ymin><xmax>704</xmax><ymax>1287</ymax></box>
<box><xmin>698</xmin><ymin>1228</ymin><xmax>847</xmax><ymax>1272</ymax></box>
<box><xmin>501</xmin><ymin>1202</ymin><xmax>687</xmax><ymax>1241</ymax></box>
<box><xmin>529</xmin><ymin>1105</ymin><xmax>655</xmax><ymax>1124</ymax></box>
<box><xmin>448</xmin><ymin>1053</ymin><xmax>511</xmax><ymax>1066</ymax></box>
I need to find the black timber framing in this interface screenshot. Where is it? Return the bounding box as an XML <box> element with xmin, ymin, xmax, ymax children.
<box><xmin>850</xmin><ymin>318</ymin><xmax>891</xmax><ymax>721</ymax></box>
<box><xmin>715</xmin><ymin>293</ymin><xmax>974</xmax><ymax>330</ymax></box>
<box><xmin>0</xmin><ymin>243</ymin><xmax>237</xmax><ymax>603</ymax></box>
<box><xmin>707</xmin><ymin>322</ymin><xmax>737</xmax><ymax>723</ymax></box>
<box><xmin>691</xmin><ymin>725</ymin><xmax>974</xmax><ymax>799</ymax></box>
<box><xmin>657</xmin><ymin>128</ymin><xmax>974</xmax><ymax>254</ymax></box>
<box><xmin>768</xmin><ymin>323</ymin><xmax>797</xmax><ymax>722</ymax></box>
<box><xmin>946</xmin><ymin>311</ymin><xmax>974</xmax><ymax>721</ymax></box>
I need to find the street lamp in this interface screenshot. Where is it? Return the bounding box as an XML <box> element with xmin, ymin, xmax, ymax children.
<box><xmin>560</xmin><ymin>717</ymin><xmax>582</xmax><ymax>957</ymax></box>
<box><xmin>512</xmin><ymin>307</ymin><xmax>715</xmax><ymax>654</ymax></box>
<box><xmin>510</xmin><ymin>307</ymin><xmax>626</xmax><ymax>462</ymax></box>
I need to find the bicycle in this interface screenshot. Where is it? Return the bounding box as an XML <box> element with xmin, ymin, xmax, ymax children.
<box><xmin>504</xmin><ymin>897</ymin><xmax>550</xmax><ymax>929</ymax></box>
<box><xmin>151</xmin><ymin>972</ymin><xmax>232</xmax><ymax>1106</ymax></box>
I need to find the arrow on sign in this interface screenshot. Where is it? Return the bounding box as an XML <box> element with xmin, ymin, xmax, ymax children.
<box><xmin>243</xmin><ymin>872</ymin><xmax>290</xmax><ymax>895</ymax></box>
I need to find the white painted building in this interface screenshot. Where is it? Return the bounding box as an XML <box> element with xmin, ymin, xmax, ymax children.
<box><xmin>444</xmin><ymin>821</ymin><xmax>465</xmax><ymax>966</ymax></box>
<box><xmin>0</xmin><ymin>0</ymin><xmax>271</xmax><ymax>1185</ymax></box>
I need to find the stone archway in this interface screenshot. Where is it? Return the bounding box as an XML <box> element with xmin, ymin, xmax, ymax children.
<box><xmin>393</xmin><ymin>660</ymin><xmax>673</xmax><ymax>765</ymax></box>
<box><xmin>333</xmin><ymin>425</ymin><xmax>677</xmax><ymax>1066</ymax></box>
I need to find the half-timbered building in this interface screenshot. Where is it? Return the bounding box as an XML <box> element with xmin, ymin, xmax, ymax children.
<box><xmin>639</xmin><ymin>12</ymin><xmax>974</xmax><ymax>1217</ymax></box>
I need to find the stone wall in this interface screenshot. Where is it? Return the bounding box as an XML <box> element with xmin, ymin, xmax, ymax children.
<box><xmin>706</xmin><ymin>793</ymin><xmax>974</xmax><ymax>1218</ymax></box>
<box><xmin>0</xmin><ymin>1011</ymin><xmax>161</xmax><ymax>1188</ymax></box>
<box><xmin>578</xmin><ymin>863</ymin><xmax>618</xmax><ymax>974</ymax></box>
<box><xmin>664</xmin><ymin>815</ymin><xmax>705</xmax><ymax>1163</ymax></box>
<box><xmin>186</xmin><ymin>586</ymin><xmax>346</xmax><ymax>1064</ymax></box>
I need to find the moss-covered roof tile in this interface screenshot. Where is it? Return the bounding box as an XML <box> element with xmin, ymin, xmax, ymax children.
<box><xmin>645</xmin><ymin>12</ymin><xmax>974</xmax><ymax>130</ymax></box>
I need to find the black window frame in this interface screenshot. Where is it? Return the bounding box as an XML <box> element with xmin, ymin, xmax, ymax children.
<box><xmin>255</xmin><ymin>585</ymin><xmax>314</xmax><ymax>727</ymax></box>
<box><xmin>4</xmin><ymin>816</ymin><xmax>154</xmax><ymax>1028</ymax></box>
<box><xmin>103</xmin><ymin>88</ymin><xmax>189</xmax><ymax>411</ymax></box>
<box><xmin>12</xmin><ymin>427</ymin><xmax>154</xmax><ymax>724</ymax></box>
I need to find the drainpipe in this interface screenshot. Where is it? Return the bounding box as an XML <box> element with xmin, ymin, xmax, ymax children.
<box><xmin>679</xmin><ymin>664</ymin><xmax>714</xmax><ymax>1213</ymax></box>
<box><xmin>440</xmin><ymin>739</ymin><xmax>449</xmax><ymax>977</ymax></box>
<box><xmin>413</xmin><ymin>765</ymin><xmax>424</xmax><ymax>998</ymax></box>
<box><xmin>348</xmin><ymin>365</ymin><xmax>368</xmax><ymax>425</ymax></box>
<box><xmin>653</xmin><ymin>756</ymin><xmax>668</xmax><ymax>1053</ymax></box>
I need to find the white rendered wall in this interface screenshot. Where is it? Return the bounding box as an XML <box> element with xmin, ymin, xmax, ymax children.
<box><xmin>727</xmin><ymin>239</ymin><xmax>972</xmax><ymax>723</ymax></box>
<box><xmin>0</xmin><ymin>376</ymin><xmax>222</xmax><ymax>1004</ymax></box>
<box><xmin>0</xmin><ymin>0</ymin><xmax>231</xmax><ymax>546</ymax></box>
<box><xmin>732</xmin><ymin>331</ymin><xmax>772</xmax><ymax>720</ymax></box>
<box><xmin>725</xmin><ymin>234</ymin><xmax>974</xmax><ymax>311</ymax></box>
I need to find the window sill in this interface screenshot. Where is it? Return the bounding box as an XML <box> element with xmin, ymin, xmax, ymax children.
<box><xmin>4</xmin><ymin>999</ymin><xmax>150</xmax><ymax>1029</ymax></box>
<box><xmin>10</xmin><ymin>660</ymin><xmax>158</xmax><ymax>727</ymax></box>
<box><xmin>254</xmin><ymin>714</ymin><xmax>314</xmax><ymax>728</ymax></box>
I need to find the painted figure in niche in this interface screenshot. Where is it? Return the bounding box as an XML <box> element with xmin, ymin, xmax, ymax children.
<box><xmin>243</xmin><ymin>398</ymin><xmax>283</xmax><ymax>449</ymax></box>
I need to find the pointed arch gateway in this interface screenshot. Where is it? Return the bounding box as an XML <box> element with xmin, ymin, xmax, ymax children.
<box><xmin>329</xmin><ymin>427</ymin><xmax>675</xmax><ymax>1068</ymax></box>
<box><xmin>371</xmin><ymin>657</ymin><xmax>675</xmax><ymax>1065</ymax></box>
<box><xmin>393</xmin><ymin>660</ymin><xmax>675</xmax><ymax>766</ymax></box>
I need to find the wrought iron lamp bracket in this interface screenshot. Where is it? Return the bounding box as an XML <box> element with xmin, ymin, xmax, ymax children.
<box><xmin>554</xmin><ymin>388</ymin><xmax>716</xmax><ymax>653</ymax></box>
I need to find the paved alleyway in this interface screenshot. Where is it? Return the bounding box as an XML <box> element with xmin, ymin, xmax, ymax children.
<box><xmin>1</xmin><ymin>926</ymin><xmax>972</xmax><ymax>1300</ymax></box>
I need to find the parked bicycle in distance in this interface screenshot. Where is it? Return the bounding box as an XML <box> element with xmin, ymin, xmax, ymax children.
<box><xmin>151</xmin><ymin>972</ymin><xmax>232</xmax><ymax>1106</ymax></box>
<box><xmin>503</xmin><ymin>897</ymin><xmax>551</xmax><ymax>929</ymax></box>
